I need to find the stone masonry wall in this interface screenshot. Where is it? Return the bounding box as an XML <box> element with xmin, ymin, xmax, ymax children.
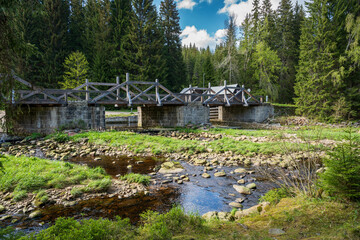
<box><xmin>218</xmin><ymin>104</ymin><xmax>274</xmax><ymax>123</ymax></box>
<box><xmin>11</xmin><ymin>102</ymin><xmax>105</xmax><ymax>135</ymax></box>
<box><xmin>137</xmin><ymin>102</ymin><xmax>209</xmax><ymax>128</ymax></box>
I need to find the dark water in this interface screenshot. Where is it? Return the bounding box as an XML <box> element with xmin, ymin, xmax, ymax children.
<box><xmin>70</xmin><ymin>155</ymin><xmax>163</xmax><ymax>177</ymax></box>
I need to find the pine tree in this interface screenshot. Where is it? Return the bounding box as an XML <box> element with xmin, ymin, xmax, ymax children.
<box><xmin>69</xmin><ymin>0</ymin><xmax>85</xmax><ymax>52</ymax></box>
<box><xmin>39</xmin><ymin>0</ymin><xmax>70</xmax><ymax>87</ymax></box>
<box><xmin>129</xmin><ymin>0</ymin><xmax>165</xmax><ymax>81</ymax></box>
<box><xmin>276</xmin><ymin>0</ymin><xmax>296</xmax><ymax>103</ymax></box>
<box><xmin>159</xmin><ymin>0</ymin><xmax>185</xmax><ymax>91</ymax></box>
<box><xmin>239</xmin><ymin>13</ymin><xmax>254</xmax><ymax>86</ymax></box>
<box><xmin>60</xmin><ymin>51</ymin><xmax>89</xmax><ymax>89</ymax></box>
<box><xmin>111</xmin><ymin>0</ymin><xmax>132</xmax><ymax>80</ymax></box>
<box><xmin>251</xmin><ymin>41</ymin><xmax>281</xmax><ymax>101</ymax></box>
<box><xmin>202</xmin><ymin>47</ymin><xmax>216</xmax><ymax>86</ymax></box>
<box><xmin>217</xmin><ymin>15</ymin><xmax>239</xmax><ymax>84</ymax></box>
<box><xmin>260</xmin><ymin>0</ymin><xmax>276</xmax><ymax>48</ymax></box>
<box><xmin>250</xmin><ymin>0</ymin><xmax>261</xmax><ymax>45</ymax></box>
<box><xmin>84</xmin><ymin>0</ymin><xmax>114</xmax><ymax>82</ymax></box>
<box><xmin>15</xmin><ymin>0</ymin><xmax>44</xmax><ymax>83</ymax></box>
<box><xmin>294</xmin><ymin>0</ymin><xmax>343</xmax><ymax>120</ymax></box>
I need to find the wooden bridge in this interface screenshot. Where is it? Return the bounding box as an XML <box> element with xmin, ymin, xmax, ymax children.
<box><xmin>3</xmin><ymin>73</ymin><xmax>262</xmax><ymax>107</ymax></box>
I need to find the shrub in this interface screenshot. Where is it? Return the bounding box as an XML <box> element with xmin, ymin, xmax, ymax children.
<box><xmin>26</xmin><ymin>217</ymin><xmax>135</xmax><ymax>240</ymax></box>
<box><xmin>13</xmin><ymin>190</ymin><xmax>27</xmax><ymax>201</ymax></box>
<box><xmin>259</xmin><ymin>187</ymin><xmax>293</xmax><ymax>204</ymax></box>
<box><xmin>24</xmin><ymin>132</ymin><xmax>42</xmax><ymax>141</ymax></box>
<box><xmin>120</xmin><ymin>173</ymin><xmax>150</xmax><ymax>185</ymax></box>
<box><xmin>320</xmin><ymin>129</ymin><xmax>360</xmax><ymax>201</ymax></box>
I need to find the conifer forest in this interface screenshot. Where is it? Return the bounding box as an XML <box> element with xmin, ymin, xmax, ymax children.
<box><xmin>1</xmin><ymin>0</ymin><xmax>360</xmax><ymax>121</ymax></box>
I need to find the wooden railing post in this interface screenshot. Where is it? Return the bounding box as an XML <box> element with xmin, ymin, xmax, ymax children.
<box><xmin>115</xmin><ymin>76</ymin><xmax>120</xmax><ymax>107</ymax></box>
<box><xmin>155</xmin><ymin>79</ymin><xmax>162</xmax><ymax>106</ymax></box>
<box><xmin>126</xmin><ymin>73</ymin><xmax>132</xmax><ymax>106</ymax></box>
<box><xmin>85</xmin><ymin>79</ymin><xmax>89</xmax><ymax>101</ymax></box>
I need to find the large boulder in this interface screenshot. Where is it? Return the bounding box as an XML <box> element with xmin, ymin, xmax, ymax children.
<box><xmin>234</xmin><ymin>168</ymin><xmax>247</xmax><ymax>174</ymax></box>
<box><xmin>233</xmin><ymin>185</ymin><xmax>251</xmax><ymax>195</ymax></box>
<box><xmin>234</xmin><ymin>202</ymin><xmax>270</xmax><ymax>220</ymax></box>
<box><xmin>214</xmin><ymin>171</ymin><xmax>226</xmax><ymax>177</ymax></box>
<box><xmin>158</xmin><ymin>161</ymin><xmax>184</xmax><ymax>174</ymax></box>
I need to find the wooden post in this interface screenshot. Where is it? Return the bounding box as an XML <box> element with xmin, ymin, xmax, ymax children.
<box><xmin>115</xmin><ymin>76</ymin><xmax>120</xmax><ymax>107</ymax></box>
<box><xmin>126</xmin><ymin>73</ymin><xmax>132</xmax><ymax>106</ymax></box>
<box><xmin>224</xmin><ymin>80</ymin><xmax>227</xmax><ymax>104</ymax></box>
<box><xmin>11</xmin><ymin>89</ymin><xmax>14</xmax><ymax>104</ymax></box>
<box><xmin>189</xmin><ymin>84</ymin><xmax>192</xmax><ymax>102</ymax></box>
<box><xmin>85</xmin><ymin>79</ymin><xmax>89</xmax><ymax>101</ymax></box>
<box><xmin>156</xmin><ymin>79</ymin><xmax>162</xmax><ymax>106</ymax></box>
<box><xmin>242</xmin><ymin>85</ymin><xmax>244</xmax><ymax>104</ymax></box>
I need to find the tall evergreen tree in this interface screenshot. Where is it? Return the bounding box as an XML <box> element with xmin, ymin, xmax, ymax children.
<box><xmin>40</xmin><ymin>0</ymin><xmax>70</xmax><ymax>87</ymax></box>
<box><xmin>69</xmin><ymin>0</ymin><xmax>85</xmax><ymax>52</ymax></box>
<box><xmin>217</xmin><ymin>15</ymin><xmax>239</xmax><ymax>84</ymax></box>
<box><xmin>294</xmin><ymin>0</ymin><xmax>343</xmax><ymax>120</ymax></box>
<box><xmin>128</xmin><ymin>0</ymin><xmax>165</xmax><ymax>81</ymax></box>
<box><xmin>159</xmin><ymin>0</ymin><xmax>185</xmax><ymax>90</ymax></box>
<box><xmin>276</xmin><ymin>0</ymin><xmax>296</xmax><ymax>103</ymax></box>
<box><xmin>84</xmin><ymin>0</ymin><xmax>114</xmax><ymax>82</ymax></box>
<box><xmin>111</xmin><ymin>0</ymin><xmax>132</xmax><ymax>80</ymax></box>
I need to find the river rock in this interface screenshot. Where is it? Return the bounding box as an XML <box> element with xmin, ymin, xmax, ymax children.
<box><xmin>177</xmin><ymin>180</ymin><xmax>183</xmax><ymax>184</ymax></box>
<box><xmin>234</xmin><ymin>202</ymin><xmax>270</xmax><ymax>219</ymax></box>
<box><xmin>237</xmin><ymin>179</ymin><xmax>245</xmax><ymax>184</ymax></box>
<box><xmin>229</xmin><ymin>202</ymin><xmax>243</xmax><ymax>208</ymax></box>
<box><xmin>234</xmin><ymin>168</ymin><xmax>247</xmax><ymax>174</ymax></box>
<box><xmin>194</xmin><ymin>159</ymin><xmax>207</xmax><ymax>166</ymax></box>
<box><xmin>94</xmin><ymin>157</ymin><xmax>102</xmax><ymax>161</ymax></box>
<box><xmin>214</xmin><ymin>171</ymin><xmax>226</xmax><ymax>177</ymax></box>
<box><xmin>29</xmin><ymin>210</ymin><xmax>42</xmax><ymax>219</ymax></box>
<box><xmin>202</xmin><ymin>211</ymin><xmax>218</xmax><ymax>220</ymax></box>
<box><xmin>217</xmin><ymin>212</ymin><xmax>230</xmax><ymax>221</ymax></box>
<box><xmin>246</xmin><ymin>183</ymin><xmax>256</xmax><ymax>189</ymax></box>
<box><xmin>202</xmin><ymin>173</ymin><xmax>211</xmax><ymax>178</ymax></box>
<box><xmin>233</xmin><ymin>185</ymin><xmax>251</xmax><ymax>195</ymax></box>
<box><xmin>0</xmin><ymin>205</ymin><xmax>5</xmax><ymax>213</ymax></box>
<box><xmin>235</xmin><ymin>198</ymin><xmax>245</xmax><ymax>203</ymax></box>
<box><xmin>268</xmin><ymin>228</ymin><xmax>285</xmax><ymax>235</ymax></box>
<box><xmin>158</xmin><ymin>161</ymin><xmax>184</xmax><ymax>174</ymax></box>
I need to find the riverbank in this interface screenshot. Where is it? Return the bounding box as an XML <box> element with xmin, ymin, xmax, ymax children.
<box><xmin>3</xmin><ymin>196</ymin><xmax>359</xmax><ymax>239</ymax></box>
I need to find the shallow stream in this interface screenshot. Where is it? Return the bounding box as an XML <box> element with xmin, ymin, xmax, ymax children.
<box><xmin>2</xmin><ymin>154</ymin><xmax>274</xmax><ymax>232</ymax></box>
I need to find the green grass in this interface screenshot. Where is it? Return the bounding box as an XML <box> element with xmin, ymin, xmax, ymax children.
<box><xmin>7</xmin><ymin>198</ymin><xmax>359</xmax><ymax>240</ymax></box>
<box><xmin>0</xmin><ymin>155</ymin><xmax>110</xmax><ymax>200</ymax></box>
<box><xmin>177</xmin><ymin>126</ymin><xmax>360</xmax><ymax>141</ymax></box>
<box><xmin>70</xmin><ymin>130</ymin><xmax>323</xmax><ymax>156</ymax></box>
<box><xmin>271</xmin><ymin>103</ymin><xmax>296</xmax><ymax>107</ymax></box>
<box><xmin>120</xmin><ymin>173</ymin><xmax>150</xmax><ymax>185</ymax></box>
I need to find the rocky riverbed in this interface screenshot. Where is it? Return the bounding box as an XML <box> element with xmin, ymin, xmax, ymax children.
<box><xmin>0</xmin><ymin>129</ymin><xmax>330</xmax><ymax>231</ymax></box>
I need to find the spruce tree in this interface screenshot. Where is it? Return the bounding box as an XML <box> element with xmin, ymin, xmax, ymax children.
<box><xmin>69</xmin><ymin>0</ymin><xmax>85</xmax><ymax>52</ymax></box>
<box><xmin>294</xmin><ymin>0</ymin><xmax>343</xmax><ymax>120</ymax></box>
<box><xmin>40</xmin><ymin>0</ymin><xmax>70</xmax><ymax>87</ymax></box>
<box><xmin>159</xmin><ymin>0</ymin><xmax>185</xmax><ymax>91</ymax></box>
<box><xmin>84</xmin><ymin>0</ymin><xmax>114</xmax><ymax>82</ymax></box>
<box><xmin>129</xmin><ymin>0</ymin><xmax>165</xmax><ymax>82</ymax></box>
<box><xmin>276</xmin><ymin>0</ymin><xmax>296</xmax><ymax>103</ymax></box>
<box><xmin>111</xmin><ymin>0</ymin><xmax>132</xmax><ymax>80</ymax></box>
<box><xmin>217</xmin><ymin>15</ymin><xmax>239</xmax><ymax>84</ymax></box>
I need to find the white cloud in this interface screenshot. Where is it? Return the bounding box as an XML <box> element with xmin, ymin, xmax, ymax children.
<box><xmin>218</xmin><ymin>0</ymin><xmax>306</xmax><ymax>26</ymax></box>
<box><xmin>180</xmin><ymin>26</ymin><xmax>226</xmax><ymax>50</ymax></box>
<box><xmin>177</xmin><ymin>0</ymin><xmax>197</xmax><ymax>10</ymax></box>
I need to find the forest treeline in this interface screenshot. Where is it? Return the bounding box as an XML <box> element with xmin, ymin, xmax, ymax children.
<box><xmin>1</xmin><ymin>0</ymin><xmax>360</xmax><ymax>121</ymax></box>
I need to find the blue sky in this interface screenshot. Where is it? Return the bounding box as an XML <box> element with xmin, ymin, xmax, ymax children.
<box><xmin>154</xmin><ymin>0</ymin><xmax>306</xmax><ymax>50</ymax></box>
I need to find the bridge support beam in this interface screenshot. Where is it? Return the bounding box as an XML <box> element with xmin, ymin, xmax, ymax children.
<box><xmin>137</xmin><ymin>102</ymin><xmax>209</xmax><ymax>128</ymax></box>
<box><xmin>217</xmin><ymin>104</ymin><xmax>274</xmax><ymax>124</ymax></box>
<box><xmin>10</xmin><ymin>102</ymin><xmax>105</xmax><ymax>135</ymax></box>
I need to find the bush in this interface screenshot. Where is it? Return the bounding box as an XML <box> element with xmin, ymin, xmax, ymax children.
<box><xmin>120</xmin><ymin>173</ymin><xmax>150</xmax><ymax>185</ymax></box>
<box><xmin>25</xmin><ymin>217</ymin><xmax>135</xmax><ymax>240</ymax></box>
<box><xmin>320</xmin><ymin>129</ymin><xmax>360</xmax><ymax>201</ymax></box>
<box><xmin>139</xmin><ymin>206</ymin><xmax>205</xmax><ymax>239</ymax></box>
<box><xmin>259</xmin><ymin>187</ymin><xmax>293</xmax><ymax>204</ymax></box>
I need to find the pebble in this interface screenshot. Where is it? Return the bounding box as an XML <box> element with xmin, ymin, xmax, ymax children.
<box><xmin>202</xmin><ymin>173</ymin><xmax>211</xmax><ymax>178</ymax></box>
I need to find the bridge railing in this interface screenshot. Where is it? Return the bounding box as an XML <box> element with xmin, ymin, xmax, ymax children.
<box><xmin>8</xmin><ymin>73</ymin><xmax>262</xmax><ymax>107</ymax></box>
